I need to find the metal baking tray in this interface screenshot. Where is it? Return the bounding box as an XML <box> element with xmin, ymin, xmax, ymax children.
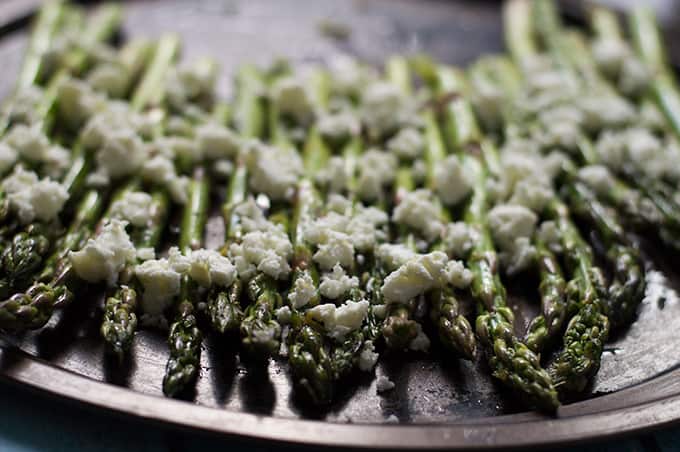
<box><xmin>3</xmin><ymin>0</ymin><xmax>680</xmax><ymax>449</ymax></box>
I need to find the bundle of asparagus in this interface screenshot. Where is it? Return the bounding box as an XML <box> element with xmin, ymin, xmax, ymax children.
<box><xmin>3</xmin><ymin>0</ymin><xmax>680</xmax><ymax>415</ymax></box>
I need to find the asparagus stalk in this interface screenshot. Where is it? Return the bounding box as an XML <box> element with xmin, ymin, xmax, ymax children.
<box><xmin>101</xmin><ymin>189</ymin><xmax>169</xmax><ymax>357</ymax></box>
<box><xmin>423</xmin><ymin>110</ymin><xmax>476</xmax><ymax>359</ymax></box>
<box><xmin>436</xmin><ymin>64</ymin><xmax>559</xmax><ymax>411</ymax></box>
<box><xmin>163</xmin><ymin>167</ymin><xmax>209</xmax><ymax>397</ymax></box>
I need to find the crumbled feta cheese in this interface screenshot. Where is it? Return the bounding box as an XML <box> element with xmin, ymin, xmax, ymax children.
<box><xmin>578</xmin><ymin>165</ymin><xmax>614</xmax><ymax>196</ymax></box>
<box><xmin>381</xmin><ymin>251</ymin><xmax>449</xmax><ymax>304</ymax></box>
<box><xmin>579</xmin><ymin>96</ymin><xmax>635</xmax><ymax>132</ymax></box>
<box><xmin>316</xmin><ymin>156</ymin><xmax>348</xmax><ymax>193</ymax></box>
<box><xmin>135</xmin><ymin>256</ymin><xmax>182</xmax><ymax>316</ymax></box>
<box><xmin>87</xmin><ymin>63</ymin><xmax>128</xmax><ymax>98</ymax></box>
<box><xmin>165</xmin><ymin>61</ymin><xmax>217</xmax><ymax>110</ymax></box>
<box><xmin>392</xmin><ymin>189</ymin><xmax>444</xmax><ymax>241</ymax></box>
<box><xmin>229</xmin><ymin>229</ymin><xmax>293</xmax><ymax>280</ymax></box>
<box><xmin>57</xmin><ymin>78</ymin><xmax>106</xmax><ymax>130</ymax></box>
<box><xmin>196</xmin><ymin>122</ymin><xmax>241</xmax><ymax>160</ymax></box>
<box><xmin>433</xmin><ymin>155</ymin><xmax>474</xmax><ymax>206</ymax></box>
<box><xmin>500</xmin><ymin>236</ymin><xmax>537</xmax><ymax>276</ymax></box>
<box><xmin>445</xmin><ymin>260</ymin><xmax>472</xmax><ymax>289</ymax></box>
<box><xmin>327</xmin><ymin>193</ymin><xmax>352</xmax><ymax>213</ymax></box>
<box><xmin>319</xmin><ymin>264</ymin><xmax>359</xmax><ymax>299</ymax></box>
<box><xmin>409</xmin><ymin>323</ymin><xmax>430</xmax><ymax>352</ymax></box>
<box><xmin>358</xmin><ymin>340</ymin><xmax>379</xmax><ymax>371</ymax></box>
<box><xmin>288</xmin><ymin>271</ymin><xmax>318</xmax><ymax>308</ymax></box>
<box><xmin>275</xmin><ymin>306</ymin><xmax>293</xmax><ymax>324</ymax></box>
<box><xmin>346</xmin><ymin>205</ymin><xmax>388</xmax><ymax>251</ymax></box>
<box><xmin>91</xmin><ymin>128</ymin><xmax>146</xmax><ymax>185</ymax></box>
<box><xmin>313</xmin><ymin>230</ymin><xmax>355</xmax><ymax>270</ymax></box>
<box><xmin>1</xmin><ymin>167</ymin><xmax>68</xmax><ymax>224</ymax></box>
<box><xmin>376</xmin><ymin>375</ymin><xmax>395</xmax><ymax>392</ymax></box>
<box><xmin>328</xmin><ymin>55</ymin><xmax>369</xmax><ymax>96</ymax></box>
<box><xmin>318</xmin><ymin>111</ymin><xmax>360</xmax><ymax>144</ymax></box>
<box><xmin>377</xmin><ymin>243</ymin><xmax>418</xmax><ymax>271</ymax></box>
<box><xmin>387</xmin><ymin>127</ymin><xmax>424</xmax><ymax>160</ymax></box>
<box><xmin>361</xmin><ymin>82</ymin><xmax>404</xmax><ymax>140</ymax></box>
<box><xmin>591</xmin><ymin>38</ymin><xmax>627</xmax><ymax>79</ymax></box>
<box><xmin>185</xmin><ymin>249</ymin><xmax>237</xmax><ymax>288</ymax></box>
<box><xmin>537</xmin><ymin>220</ymin><xmax>562</xmax><ymax>254</ymax></box>
<box><xmin>142</xmin><ymin>155</ymin><xmax>189</xmax><ymax>204</ymax></box>
<box><xmin>70</xmin><ymin>219</ymin><xmax>136</xmax><ymax>284</ymax></box>
<box><xmin>442</xmin><ymin>222</ymin><xmax>477</xmax><ymax>259</ymax></box>
<box><xmin>508</xmin><ymin>179</ymin><xmax>553</xmax><ymax>213</ymax></box>
<box><xmin>372</xmin><ymin>304</ymin><xmax>387</xmax><ymax>319</ymax></box>
<box><xmin>356</xmin><ymin>149</ymin><xmax>397</xmax><ymax>201</ymax></box>
<box><xmin>487</xmin><ymin>204</ymin><xmax>537</xmax><ymax>250</ymax></box>
<box><xmin>2</xmin><ymin>86</ymin><xmax>44</xmax><ymax>126</ymax></box>
<box><xmin>4</xmin><ymin>123</ymin><xmax>49</xmax><ymax>162</ymax></box>
<box><xmin>307</xmin><ymin>299</ymin><xmax>369</xmax><ymax>340</ymax></box>
<box><xmin>110</xmin><ymin>191</ymin><xmax>153</xmax><ymax>227</ymax></box>
<box><xmin>271</xmin><ymin>75</ymin><xmax>315</xmax><ymax>124</ymax></box>
<box><xmin>245</xmin><ymin>141</ymin><xmax>302</xmax><ymax>201</ymax></box>
<box><xmin>136</xmin><ymin>247</ymin><xmax>156</xmax><ymax>261</ymax></box>
<box><xmin>412</xmin><ymin>159</ymin><xmax>427</xmax><ymax>186</ymax></box>
<box><xmin>640</xmin><ymin>102</ymin><xmax>666</xmax><ymax>133</ymax></box>
<box><xmin>0</xmin><ymin>142</ymin><xmax>18</xmax><ymax>174</ymax></box>
<box><xmin>213</xmin><ymin>159</ymin><xmax>234</xmax><ymax>179</ymax></box>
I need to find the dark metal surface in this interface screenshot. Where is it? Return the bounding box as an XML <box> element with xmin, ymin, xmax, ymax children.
<box><xmin>2</xmin><ymin>0</ymin><xmax>680</xmax><ymax>448</ymax></box>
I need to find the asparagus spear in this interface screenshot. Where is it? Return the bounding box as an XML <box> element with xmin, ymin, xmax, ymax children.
<box><xmin>163</xmin><ymin>167</ymin><xmax>209</xmax><ymax>397</ymax></box>
<box><xmin>436</xmin><ymin>64</ymin><xmax>559</xmax><ymax>411</ymax></box>
<box><xmin>563</xmin><ymin>180</ymin><xmax>645</xmax><ymax>330</ymax></box>
<box><xmin>543</xmin><ymin>198</ymin><xmax>610</xmax><ymax>393</ymax></box>
<box><xmin>101</xmin><ymin>189</ymin><xmax>169</xmax><ymax>357</ymax></box>
<box><xmin>422</xmin><ymin>110</ymin><xmax>476</xmax><ymax>359</ymax></box>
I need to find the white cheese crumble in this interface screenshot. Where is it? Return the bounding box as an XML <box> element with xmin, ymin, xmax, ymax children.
<box><xmin>442</xmin><ymin>222</ymin><xmax>478</xmax><ymax>259</ymax></box>
<box><xmin>135</xmin><ymin>255</ymin><xmax>183</xmax><ymax>316</ymax></box>
<box><xmin>356</xmin><ymin>149</ymin><xmax>397</xmax><ymax>202</ymax></box>
<box><xmin>87</xmin><ymin>63</ymin><xmax>129</xmax><ymax>98</ymax></box>
<box><xmin>275</xmin><ymin>306</ymin><xmax>293</xmax><ymax>324</ymax></box>
<box><xmin>445</xmin><ymin>260</ymin><xmax>473</xmax><ymax>289</ymax></box>
<box><xmin>0</xmin><ymin>142</ymin><xmax>17</xmax><ymax>174</ymax></box>
<box><xmin>377</xmin><ymin>243</ymin><xmax>418</xmax><ymax>271</ymax></box>
<box><xmin>361</xmin><ymin>81</ymin><xmax>404</xmax><ymax>140</ymax></box>
<box><xmin>318</xmin><ymin>111</ymin><xmax>360</xmax><ymax>143</ymax></box>
<box><xmin>319</xmin><ymin>264</ymin><xmax>359</xmax><ymax>299</ymax></box>
<box><xmin>110</xmin><ymin>191</ymin><xmax>153</xmax><ymax>227</ymax></box>
<box><xmin>577</xmin><ymin>165</ymin><xmax>614</xmax><ymax>197</ymax></box>
<box><xmin>392</xmin><ymin>189</ymin><xmax>444</xmax><ymax>242</ymax></box>
<box><xmin>313</xmin><ymin>230</ymin><xmax>355</xmax><ymax>271</ymax></box>
<box><xmin>245</xmin><ymin>141</ymin><xmax>302</xmax><ymax>201</ymax></box>
<box><xmin>433</xmin><ymin>155</ymin><xmax>474</xmax><ymax>206</ymax></box>
<box><xmin>508</xmin><ymin>179</ymin><xmax>553</xmax><ymax>214</ymax></box>
<box><xmin>229</xmin><ymin>228</ymin><xmax>293</xmax><ymax>281</ymax></box>
<box><xmin>315</xmin><ymin>156</ymin><xmax>348</xmax><ymax>193</ymax></box>
<box><xmin>57</xmin><ymin>78</ymin><xmax>106</xmax><ymax>130</ymax></box>
<box><xmin>381</xmin><ymin>251</ymin><xmax>449</xmax><ymax>304</ymax></box>
<box><xmin>1</xmin><ymin>167</ymin><xmax>68</xmax><ymax>224</ymax></box>
<box><xmin>136</xmin><ymin>247</ymin><xmax>156</xmax><ymax>261</ymax></box>
<box><xmin>185</xmin><ymin>249</ymin><xmax>237</xmax><ymax>288</ymax></box>
<box><xmin>306</xmin><ymin>299</ymin><xmax>370</xmax><ymax>340</ymax></box>
<box><xmin>358</xmin><ymin>340</ymin><xmax>379</xmax><ymax>371</ymax></box>
<box><xmin>376</xmin><ymin>375</ymin><xmax>395</xmax><ymax>393</ymax></box>
<box><xmin>90</xmin><ymin>128</ymin><xmax>146</xmax><ymax>185</ymax></box>
<box><xmin>500</xmin><ymin>236</ymin><xmax>537</xmax><ymax>276</ymax></box>
<box><xmin>287</xmin><ymin>271</ymin><xmax>318</xmax><ymax>309</ymax></box>
<box><xmin>196</xmin><ymin>122</ymin><xmax>241</xmax><ymax>160</ymax></box>
<box><xmin>537</xmin><ymin>220</ymin><xmax>562</xmax><ymax>254</ymax></box>
<box><xmin>271</xmin><ymin>75</ymin><xmax>315</xmax><ymax>124</ymax></box>
<box><xmin>70</xmin><ymin>219</ymin><xmax>136</xmax><ymax>285</ymax></box>
<box><xmin>142</xmin><ymin>155</ymin><xmax>189</xmax><ymax>204</ymax></box>
<box><xmin>487</xmin><ymin>204</ymin><xmax>537</xmax><ymax>250</ymax></box>
<box><xmin>387</xmin><ymin>127</ymin><xmax>424</xmax><ymax>160</ymax></box>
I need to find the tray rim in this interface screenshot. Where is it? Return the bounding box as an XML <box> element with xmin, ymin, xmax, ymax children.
<box><xmin>2</xmin><ymin>345</ymin><xmax>680</xmax><ymax>450</ymax></box>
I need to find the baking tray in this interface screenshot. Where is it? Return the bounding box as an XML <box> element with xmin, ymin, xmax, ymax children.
<box><xmin>3</xmin><ymin>0</ymin><xmax>680</xmax><ymax>449</ymax></box>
